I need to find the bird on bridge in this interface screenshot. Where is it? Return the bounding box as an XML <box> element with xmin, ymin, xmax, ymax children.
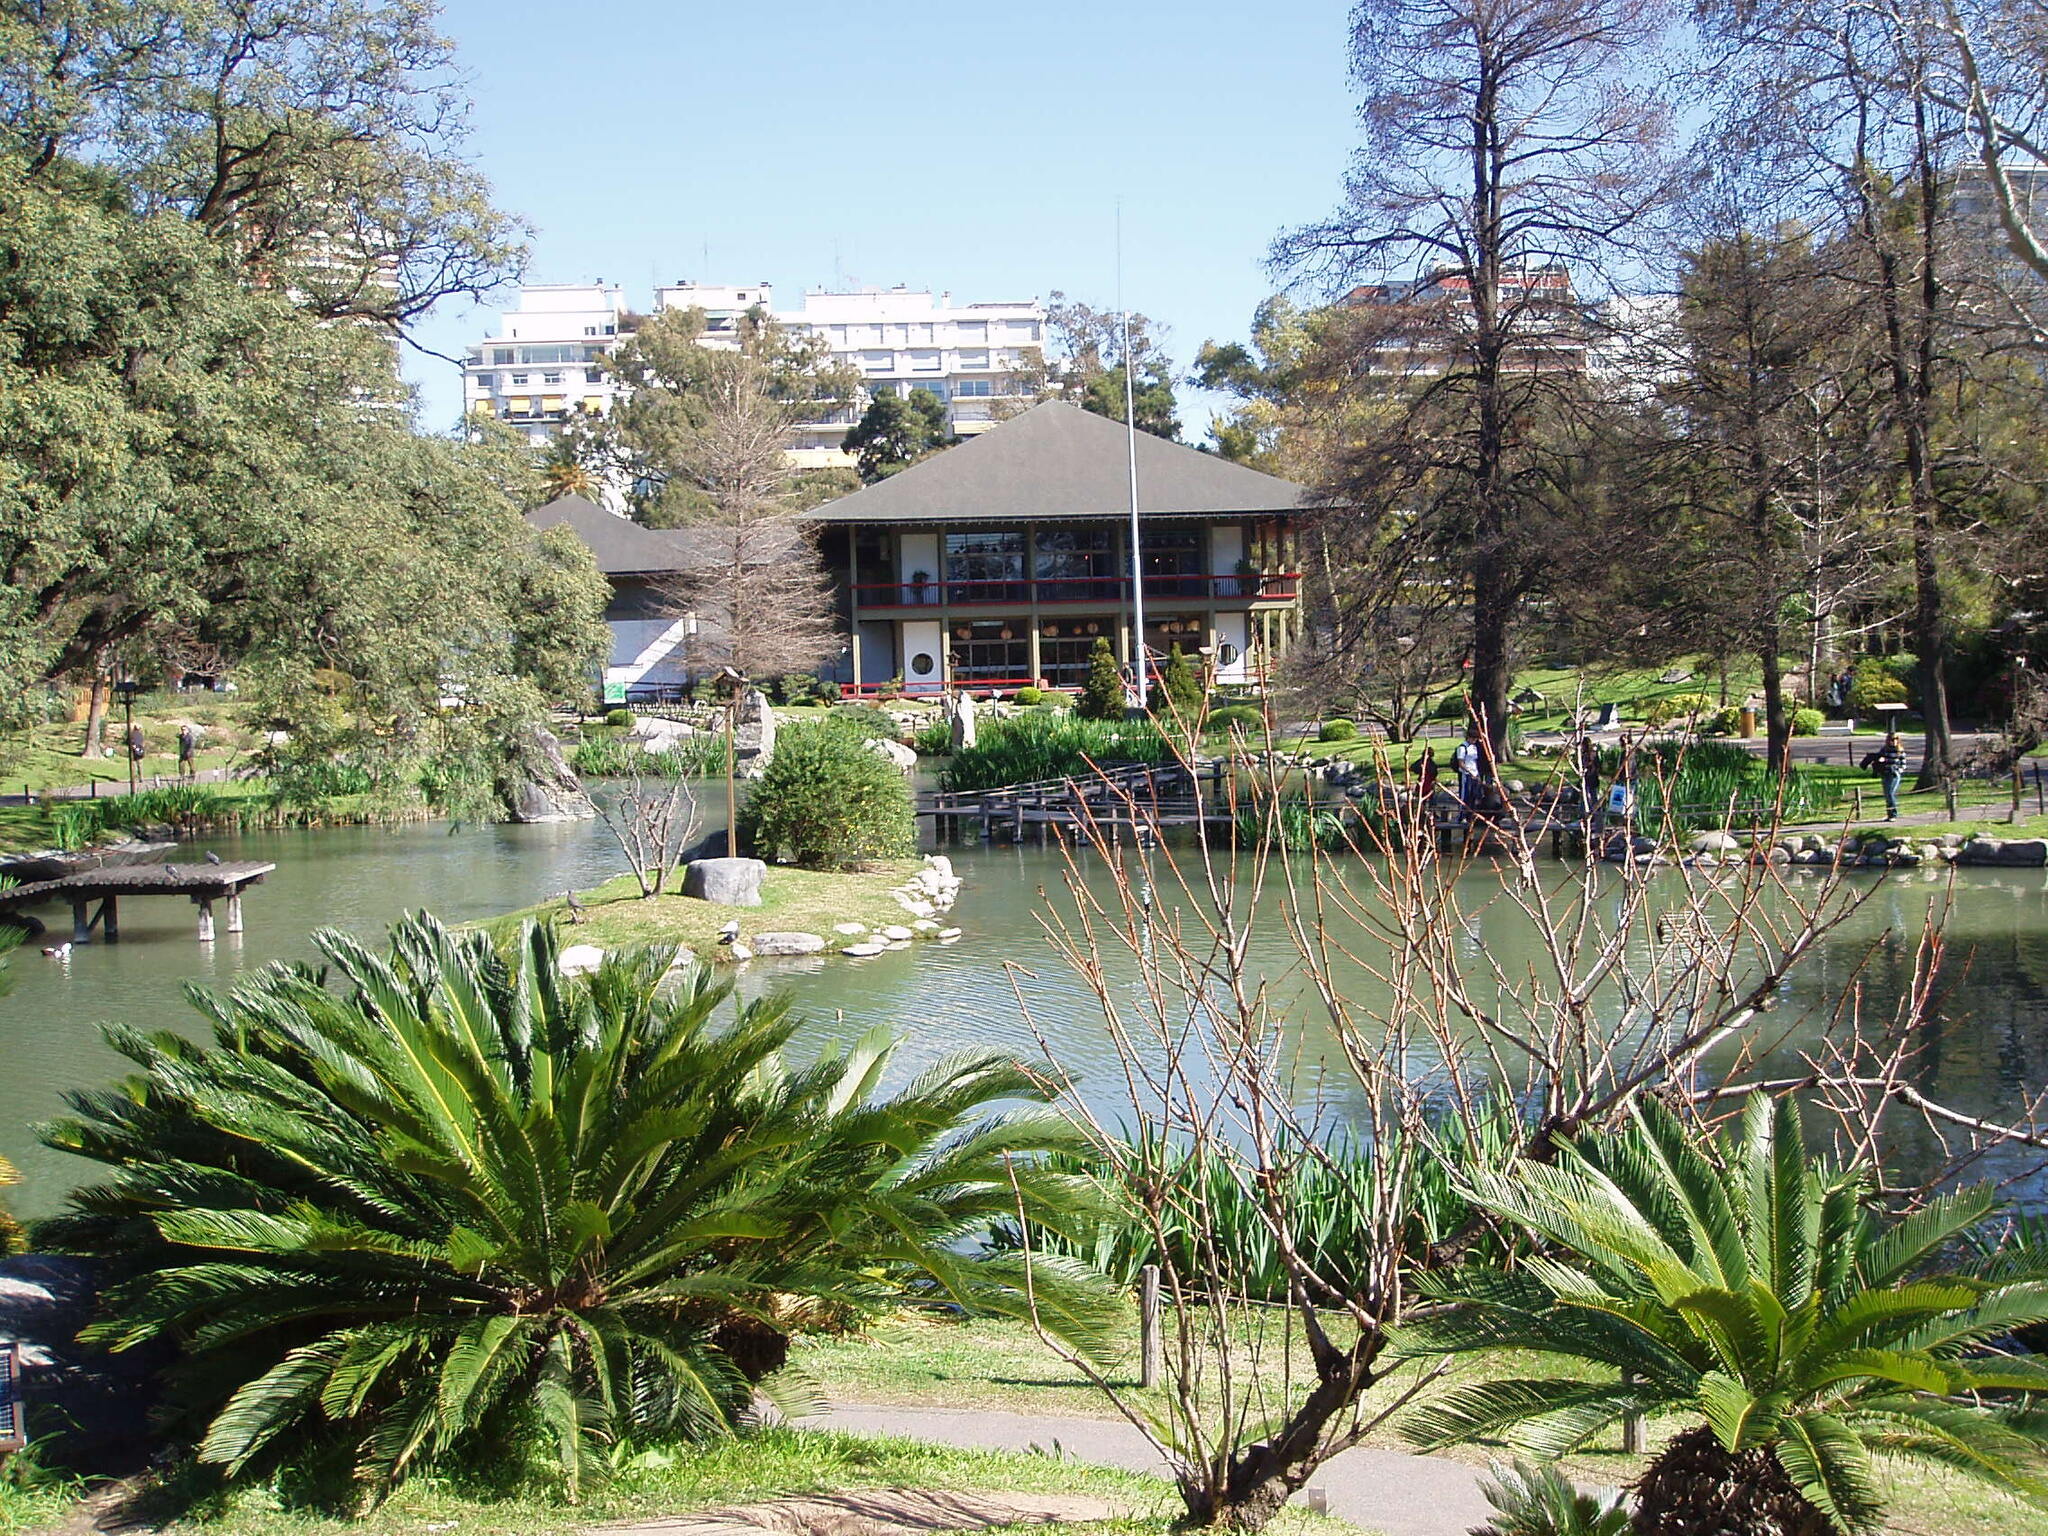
<box><xmin>164</xmin><ymin>864</ymin><xmax>178</xmax><ymax>879</ymax></box>
<box><xmin>204</xmin><ymin>850</ymin><xmax>222</xmax><ymax>866</ymax></box>
<box><xmin>717</xmin><ymin>919</ymin><xmax>740</xmax><ymax>947</ymax></box>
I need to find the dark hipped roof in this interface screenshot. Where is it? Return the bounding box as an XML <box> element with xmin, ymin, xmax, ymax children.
<box><xmin>809</xmin><ymin>401</ymin><xmax>1307</xmax><ymax>524</ymax></box>
<box><xmin>526</xmin><ymin>494</ymin><xmax>701</xmax><ymax>576</ymax></box>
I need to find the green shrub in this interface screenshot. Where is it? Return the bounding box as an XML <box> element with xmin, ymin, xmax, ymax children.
<box><xmin>1012</xmin><ymin>685</ymin><xmax>1043</xmax><ymax>706</ymax></box>
<box><xmin>1846</xmin><ymin>658</ymin><xmax>1910</xmax><ymax>715</ymax></box>
<box><xmin>42</xmin><ymin>915</ymin><xmax>1106</xmax><ymax>1498</ymax></box>
<box><xmin>45</xmin><ymin>784</ymin><xmax>241</xmax><ymax>849</ymax></box>
<box><xmin>1791</xmin><ymin>706</ymin><xmax>1824</xmax><ymax>736</ymax></box>
<box><xmin>740</xmin><ymin>718</ymin><xmax>916</xmax><ymax>868</ymax></box>
<box><xmin>0</xmin><ymin>1155</ymin><xmax>23</xmax><ymax>1255</ymax></box>
<box><xmin>1435</xmin><ymin>692</ymin><xmax>1470</xmax><ymax>721</ymax></box>
<box><xmin>828</xmin><ymin>703</ymin><xmax>901</xmax><ymax>742</ymax></box>
<box><xmin>771</xmin><ymin>672</ymin><xmax>832</xmax><ymax>706</ymax></box>
<box><xmin>1319</xmin><ymin>718</ymin><xmax>1358</xmax><ymax>742</ymax></box>
<box><xmin>1642</xmin><ymin>692</ymin><xmax>1714</xmax><ymax>728</ymax></box>
<box><xmin>1075</xmin><ymin>637</ymin><xmax>1126</xmax><ymax>721</ymax></box>
<box><xmin>1472</xmin><ymin>1461</ymin><xmax>1632</xmax><ymax>1536</ymax></box>
<box><xmin>911</xmin><ymin>719</ymin><xmax>952</xmax><ymax>756</ymax></box>
<box><xmin>939</xmin><ymin>714</ymin><xmax>1169</xmax><ymax>793</ymax></box>
<box><xmin>1703</xmin><ymin>705</ymin><xmax>1743</xmax><ymax>736</ymax></box>
<box><xmin>1206</xmin><ymin>704</ymin><xmax>1265</xmax><ymax>737</ymax></box>
<box><xmin>604</xmin><ymin>707</ymin><xmax>634</xmax><ymax>728</ymax></box>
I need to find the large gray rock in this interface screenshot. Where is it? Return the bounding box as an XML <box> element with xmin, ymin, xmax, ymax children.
<box><xmin>505</xmin><ymin>724</ymin><xmax>596</xmax><ymax>822</ymax></box>
<box><xmin>682</xmin><ymin>856</ymin><xmax>766</xmax><ymax>905</ymax></box>
<box><xmin>750</xmin><ymin>931</ymin><xmax>827</xmax><ymax>956</ymax></box>
<box><xmin>1689</xmin><ymin>830</ymin><xmax>1741</xmax><ymax>854</ymax></box>
<box><xmin>867</xmin><ymin>736</ymin><xmax>918</xmax><ymax>773</ymax></box>
<box><xmin>1956</xmin><ymin>836</ymin><xmax>2048</xmax><ymax>867</ymax></box>
<box><xmin>733</xmin><ymin>689</ymin><xmax>776</xmax><ymax>780</ymax></box>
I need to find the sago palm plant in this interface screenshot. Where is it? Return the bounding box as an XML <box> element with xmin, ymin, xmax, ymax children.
<box><xmin>40</xmin><ymin>915</ymin><xmax>1112</xmax><ymax>1499</ymax></box>
<box><xmin>1398</xmin><ymin>1096</ymin><xmax>2048</xmax><ymax>1536</ymax></box>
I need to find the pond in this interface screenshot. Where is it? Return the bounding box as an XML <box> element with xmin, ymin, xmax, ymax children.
<box><xmin>3</xmin><ymin>810</ymin><xmax>2047</xmax><ymax>1216</ymax></box>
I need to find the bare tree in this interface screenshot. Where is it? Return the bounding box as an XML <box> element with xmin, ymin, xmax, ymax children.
<box><xmin>1000</xmin><ymin>745</ymin><xmax>1991</xmax><ymax>1531</ymax></box>
<box><xmin>605</xmin><ymin>308</ymin><xmax>853</xmax><ymax>681</ymax></box>
<box><xmin>1274</xmin><ymin>0</ymin><xmax>1678</xmax><ymax>761</ymax></box>
<box><xmin>592</xmin><ymin>766</ymin><xmax>701</xmax><ymax>900</ymax></box>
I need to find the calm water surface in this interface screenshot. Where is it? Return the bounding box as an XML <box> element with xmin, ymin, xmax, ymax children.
<box><xmin>3</xmin><ymin>815</ymin><xmax>2046</xmax><ymax>1213</ymax></box>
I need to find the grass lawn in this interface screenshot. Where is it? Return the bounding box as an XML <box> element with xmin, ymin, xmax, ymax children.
<box><xmin>476</xmin><ymin>860</ymin><xmax>939</xmax><ymax>955</ymax></box>
<box><xmin>797</xmin><ymin>1312</ymin><xmax>2048</xmax><ymax>1536</ymax></box>
<box><xmin>0</xmin><ymin>694</ymin><xmax>261</xmax><ymax>796</ymax></box>
<box><xmin>9</xmin><ymin>1428</ymin><xmax>1310</xmax><ymax>1536</ymax></box>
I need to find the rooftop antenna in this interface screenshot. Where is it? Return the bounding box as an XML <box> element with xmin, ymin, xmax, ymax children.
<box><xmin>1119</xmin><ymin>201</ymin><xmax>1146</xmax><ymax>711</ymax></box>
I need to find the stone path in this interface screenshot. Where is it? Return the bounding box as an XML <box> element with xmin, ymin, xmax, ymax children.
<box><xmin>601</xmin><ymin>1489</ymin><xmax>1117</xmax><ymax>1536</ymax></box>
<box><xmin>805</xmin><ymin>1405</ymin><xmax>1493</xmax><ymax>1536</ymax></box>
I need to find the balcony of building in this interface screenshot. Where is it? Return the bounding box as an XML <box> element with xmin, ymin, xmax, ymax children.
<box><xmin>849</xmin><ymin>571</ymin><xmax>1300</xmax><ymax>610</ymax></box>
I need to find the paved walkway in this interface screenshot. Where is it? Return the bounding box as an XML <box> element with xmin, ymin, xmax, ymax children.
<box><xmin>806</xmin><ymin>1405</ymin><xmax>1492</xmax><ymax>1536</ymax></box>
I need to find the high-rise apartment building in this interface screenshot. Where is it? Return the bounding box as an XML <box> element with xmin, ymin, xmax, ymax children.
<box><xmin>464</xmin><ymin>278</ymin><xmax>1045</xmax><ymax>473</ymax></box>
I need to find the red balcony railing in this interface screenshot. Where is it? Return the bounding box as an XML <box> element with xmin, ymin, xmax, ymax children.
<box><xmin>850</xmin><ymin>573</ymin><xmax>1299</xmax><ymax>609</ymax></box>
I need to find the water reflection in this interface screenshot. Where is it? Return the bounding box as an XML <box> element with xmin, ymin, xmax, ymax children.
<box><xmin>3</xmin><ymin>816</ymin><xmax>2045</xmax><ymax>1214</ymax></box>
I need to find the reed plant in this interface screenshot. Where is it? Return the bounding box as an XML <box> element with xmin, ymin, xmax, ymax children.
<box><xmin>1233</xmin><ymin>796</ymin><xmax>1354</xmax><ymax>852</ymax></box>
<box><xmin>570</xmin><ymin>732</ymin><xmax>723</xmax><ymax>778</ymax></box>
<box><xmin>44</xmin><ymin>784</ymin><xmax>237</xmax><ymax>848</ymax></box>
<box><xmin>939</xmin><ymin>714</ymin><xmax>1169</xmax><ymax>793</ymax></box>
<box><xmin>1610</xmin><ymin>740</ymin><xmax>1847</xmax><ymax>832</ymax></box>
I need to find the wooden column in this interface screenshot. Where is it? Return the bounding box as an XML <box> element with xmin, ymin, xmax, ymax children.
<box><xmin>196</xmin><ymin>896</ymin><xmax>215</xmax><ymax>942</ymax></box>
<box><xmin>71</xmin><ymin>898</ymin><xmax>90</xmax><ymax>945</ymax></box>
<box><xmin>98</xmin><ymin>896</ymin><xmax>117</xmax><ymax>941</ymax></box>
<box><xmin>225</xmin><ymin>892</ymin><xmax>244</xmax><ymax>934</ymax></box>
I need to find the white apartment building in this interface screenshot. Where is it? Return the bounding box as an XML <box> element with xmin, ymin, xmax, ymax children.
<box><xmin>661</xmin><ymin>284</ymin><xmax>1045</xmax><ymax>464</ymax></box>
<box><xmin>464</xmin><ymin>279</ymin><xmax>1044</xmax><ymax>474</ymax></box>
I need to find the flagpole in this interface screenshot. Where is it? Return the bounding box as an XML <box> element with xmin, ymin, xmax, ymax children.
<box><xmin>1120</xmin><ymin>207</ymin><xmax>1146</xmax><ymax>711</ymax></box>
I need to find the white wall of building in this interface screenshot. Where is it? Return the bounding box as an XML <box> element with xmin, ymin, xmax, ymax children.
<box><xmin>465</xmin><ymin>278</ymin><xmax>1045</xmax><ymax>488</ymax></box>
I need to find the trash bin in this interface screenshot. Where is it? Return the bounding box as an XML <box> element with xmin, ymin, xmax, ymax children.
<box><xmin>1739</xmin><ymin>706</ymin><xmax>1758</xmax><ymax>737</ymax></box>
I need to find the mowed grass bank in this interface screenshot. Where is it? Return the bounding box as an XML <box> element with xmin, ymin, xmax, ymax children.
<box><xmin>476</xmin><ymin>860</ymin><xmax>935</xmax><ymax>955</ymax></box>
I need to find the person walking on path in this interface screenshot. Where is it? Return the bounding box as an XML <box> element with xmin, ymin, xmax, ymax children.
<box><xmin>176</xmin><ymin>722</ymin><xmax>201</xmax><ymax>781</ymax></box>
<box><xmin>1414</xmin><ymin>744</ymin><xmax>1439</xmax><ymax>807</ymax></box>
<box><xmin>1863</xmin><ymin>731</ymin><xmax>1907</xmax><ymax>820</ymax></box>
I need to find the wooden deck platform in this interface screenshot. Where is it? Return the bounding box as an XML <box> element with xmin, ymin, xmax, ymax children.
<box><xmin>0</xmin><ymin>860</ymin><xmax>276</xmax><ymax>943</ymax></box>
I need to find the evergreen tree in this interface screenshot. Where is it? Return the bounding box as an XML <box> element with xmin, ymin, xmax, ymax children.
<box><xmin>1077</xmin><ymin>637</ymin><xmax>1127</xmax><ymax>719</ymax></box>
<box><xmin>842</xmin><ymin>387</ymin><xmax>953</xmax><ymax>481</ymax></box>
<box><xmin>1149</xmin><ymin>643</ymin><xmax>1205</xmax><ymax>722</ymax></box>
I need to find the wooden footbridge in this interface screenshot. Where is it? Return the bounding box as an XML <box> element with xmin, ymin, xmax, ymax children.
<box><xmin>0</xmin><ymin>860</ymin><xmax>275</xmax><ymax>943</ymax></box>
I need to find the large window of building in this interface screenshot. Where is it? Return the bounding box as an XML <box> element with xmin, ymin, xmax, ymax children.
<box><xmin>1035</xmin><ymin>526</ymin><xmax>1118</xmax><ymax>602</ymax></box>
<box><xmin>1141</xmin><ymin>528</ymin><xmax>1206</xmax><ymax>597</ymax></box>
<box><xmin>950</xmin><ymin>620</ymin><xmax>1028</xmax><ymax>684</ymax></box>
<box><xmin>944</xmin><ymin>530</ymin><xmax>1026</xmax><ymax>602</ymax></box>
<box><xmin>956</xmin><ymin>378</ymin><xmax>993</xmax><ymax>397</ymax></box>
<box><xmin>1038</xmin><ymin>619</ymin><xmax>1114</xmax><ymax>688</ymax></box>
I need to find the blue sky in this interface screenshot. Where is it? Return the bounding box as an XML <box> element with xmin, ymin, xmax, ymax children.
<box><xmin>403</xmin><ymin>0</ymin><xmax>1362</xmax><ymax>442</ymax></box>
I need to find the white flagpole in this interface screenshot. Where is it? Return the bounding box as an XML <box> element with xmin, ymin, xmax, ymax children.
<box><xmin>1120</xmin><ymin>207</ymin><xmax>1146</xmax><ymax>711</ymax></box>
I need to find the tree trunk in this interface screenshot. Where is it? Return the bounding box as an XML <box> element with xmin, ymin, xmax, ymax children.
<box><xmin>1631</xmin><ymin>1425</ymin><xmax>1839</xmax><ymax>1536</ymax></box>
<box><xmin>81</xmin><ymin>672</ymin><xmax>109</xmax><ymax>759</ymax></box>
<box><xmin>1762</xmin><ymin>642</ymin><xmax>1789</xmax><ymax>777</ymax></box>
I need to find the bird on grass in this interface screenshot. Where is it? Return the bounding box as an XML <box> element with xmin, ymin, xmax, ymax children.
<box><xmin>564</xmin><ymin>888</ymin><xmax>585</xmax><ymax>924</ymax></box>
<box><xmin>717</xmin><ymin>919</ymin><xmax>740</xmax><ymax>947</ymax></box>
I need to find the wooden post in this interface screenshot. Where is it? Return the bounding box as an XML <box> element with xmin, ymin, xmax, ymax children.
<box><xmin>99</xmin><ymin>896</ymin><xmax>117</xmax><ymax>941</ymax></box>
<box><xmin>225</xmin><ymin>891</ymin><xmax>243</xmax><ymax>934</ymax></box>
<box><xmin>2013</xmin><ymin>766</ymin><xmax>2025</xmax><ymax>824</ymax></box>
<box><xmin>1852</xmin><ymin>786</ymin><xmax>1863</xmax><ymax>820</ymax></box>
<box><xmin>1139</xmin><ymin>1264</ymin><xmax>1161</xmax><ymax>1390</ymax></box>
<box><xmin>1622</xmin><ymin>1369</ymin><xmax>1645</xmax><ymax>1454</ymax></box>
<box><xmin>2037</xmin><ymin>763</ymin><xmax>2046</xmax><ymax>816</ymax></box>
<box><xmin>71</xmin><ymin>897</ymin><xmax>90</xmax><ymax>945</ymax></box>
<box><xmin>196</xmin><ymin>896</ymin><xmax>215</xmax><ymax>942</ymax></box>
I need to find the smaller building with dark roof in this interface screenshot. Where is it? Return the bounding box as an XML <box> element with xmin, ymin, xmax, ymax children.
<box><xmin>526</xmin><ymin>494</ymin><xmax>708</xmax><ymax>696</ymax></box>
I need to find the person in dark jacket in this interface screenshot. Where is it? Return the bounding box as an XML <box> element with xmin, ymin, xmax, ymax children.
<box><xmin>1862</xmin><ymin>732</ymin><xmax>1907</xmax><ymax>820</ymax></box>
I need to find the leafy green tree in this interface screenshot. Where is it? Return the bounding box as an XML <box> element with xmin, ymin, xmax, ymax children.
<box><xmin>842</xmin><ymin>387</ymin><xmax>953</xmax><ymax>481</ymax></box>
<box><xmin>1041</xmin><ymin>293</ymin><xmax>1180</xmax><ymax>440</ymax></box>
<box><xmin>1401</xmin><ymin>1096</ymin><xmax>2048</xmax><ymax>1536</ymax></box>
<box><xmin>42</xmin><ymin>915</ymin><xmax>1113</xmax><ymax>1500</ymax></box>
<box><xmin>1076</xmin><ymin>637</ymin><xmax>1128</xmax><ymax>720</ymax></box>
<box><xmin>739</xmin><ymin>717</ymin><xmax>917</xmax><ymax>869</ymax></box>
